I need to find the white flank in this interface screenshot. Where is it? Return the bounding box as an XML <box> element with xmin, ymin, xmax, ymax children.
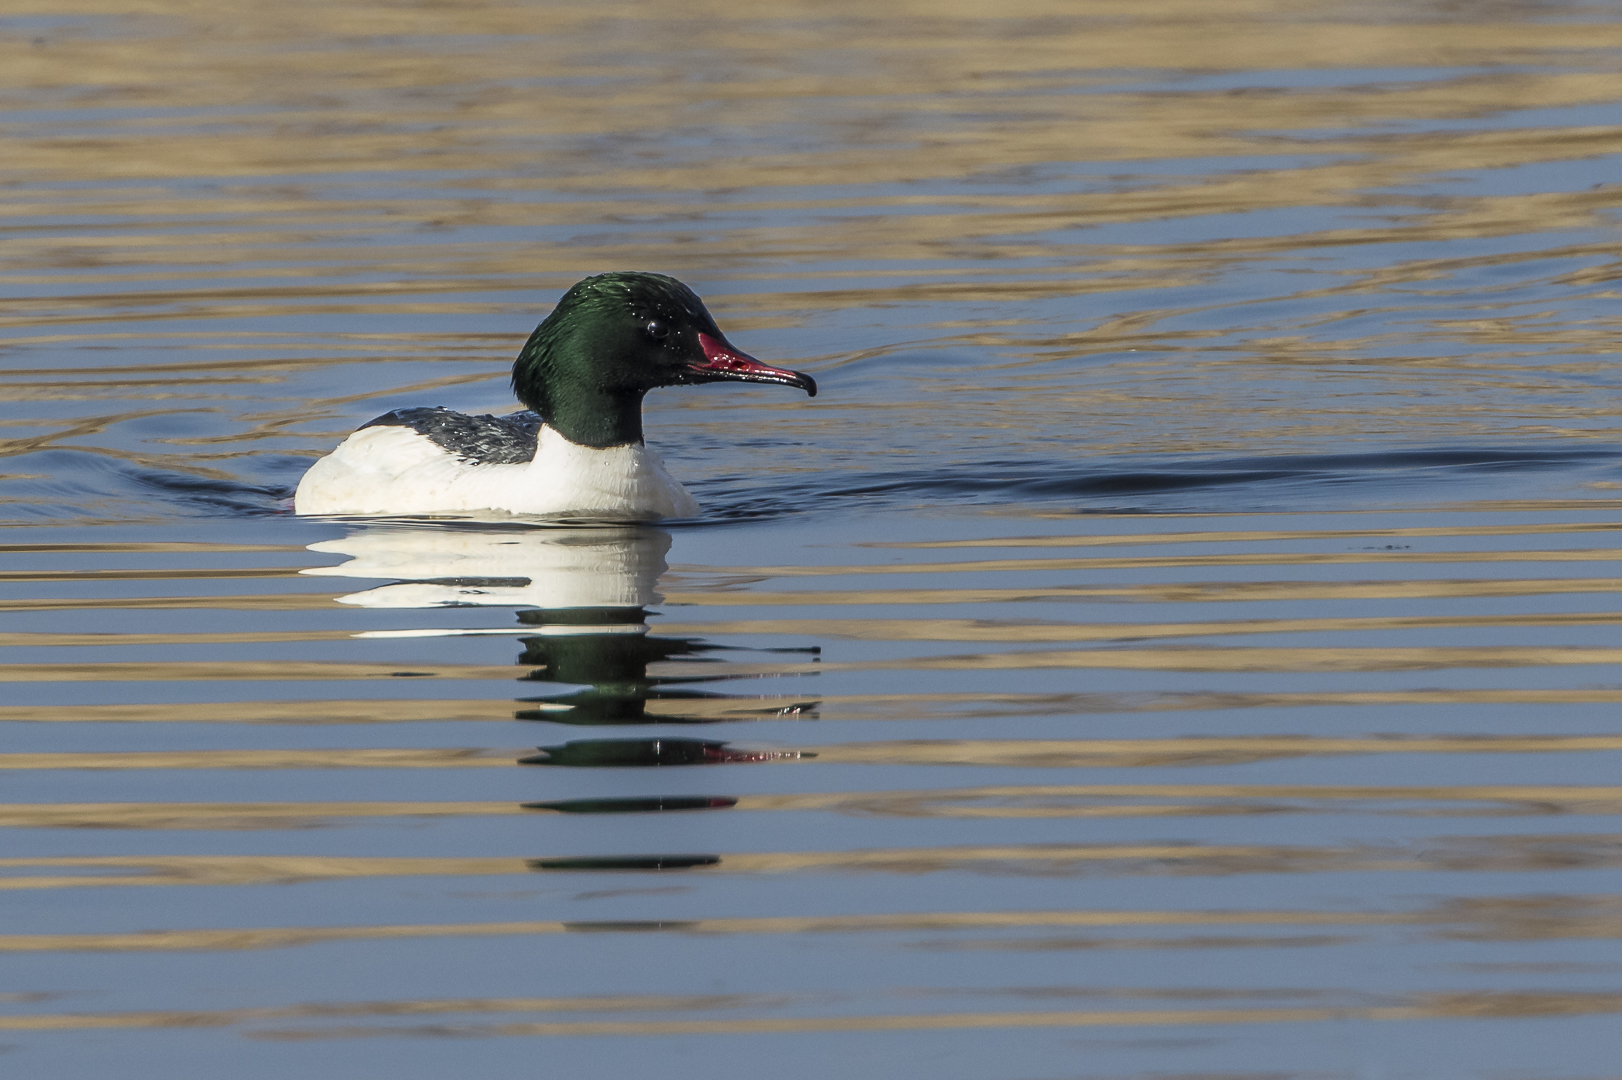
<box><xmin>293</xmin><ymin>423</ymin><xmax>700</xmax><ymax>520</ymax></box>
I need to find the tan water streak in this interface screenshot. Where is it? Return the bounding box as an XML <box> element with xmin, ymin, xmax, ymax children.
<box><xmin>0</xmin><ymin>749</ymin><xmax>510</xmax><ymax>771</ymax></box>
<box><xmin>0</xmin><ymin>990</ymin><xmax>783</xmax><ymax>1030</ymax></box>
<box><xmin>9</xmin><ymin>893</ymin><xmax>1622</xmax><ymax>955</ymax></box>
<box><xmin>0</xmin><ymin>542</ymin><xmax>302</xmax><ymax>553</ymax></box>
<box><xmin>0</xmin><ymin>593</ymin><xmax>347</xmax><ymax>612</ymax></box>
<box><xmin>10</xmin><ymin>736</ymin><xmax>1611</xmax><ymax>774</ymax></box>
<box><xmin>745</xmin><ymin>784</ymin><xmax>1622</xmax><ymax>818</ymax></box>
<box><xmin>803</xmin><ymin>646</ymin><xmax>1622</xmax><ymax>674</ymax></box>
<box><xmin>0</xmin><ymin>908</ymin><xmax>1411</xmax><ymax>954</ymax></box>
<box><xmin>11</xmin><ymin>994</ymin><xmax>1622</xmax><ymax>1037</ymax></box>
<box><xmin>661</xmin><ymin>610</ymin><xmax>1622</xmax><ymax>643</ymax></box>
<box><xmin>811</xmin><ymin>737</ymin><xmax>1622</xmax><ymax>769</ymax></box>
<box><xmin>5</xmin><ymin>688</ymin><xmax>1619</xmax><ymax>725</ymax></box>
<box><xmin>0</xmin><ymin>700</ymin><xmax>516</xmax><ymax>724</ymax></box>
<box><xmin>0</xmin><ymin>662</ymin><xmax>530</xmax><ymax>682</ymax></box>
<box><xmin>676</xmin><ymin>838</ymin><xmax>1622</xmax><ymax>877</ymax></box>
<box><xmin>9</xmin><ymin>608</ymin><xmax>1619</xmax><ymax>649</ymax></box>
<box><xmin>9</xmin><ymin>783</ymin><xmax>1618</xmax><ymax>830</ymax></box>
<box><xmin>0</xmin><ymin>802</ymin><xmax>517</xmax><ymax>829</ymax></box>
<box><xmin>2</xmin><ymin>649</ymin><xmax>1617</xmax><ymax>685</ymax></box>
<box><xmin>5</xmin><ymin>833</ymin><xmax>1622</xmax><ymax>887</ymax></box>
<box><xmin>0</xmin><ymin>855</ymin><xmax>530</xmax><ymax>889</ymax></box>
<box><xmin>0</xmin><ymin>630</ymin><xmax>368</xmax><ymax>647</ymax></box>
<box><xmin>663</xmin><ymin>578</ymin><xmax>1622</xmax><ymax>607</ymax></box>
<box><xmin>244</xmin><ymin>994</ymin><xmax>1622</xmax><ymax>1039</ymax></box>
<box><xmin>799</xmin><ymin>688</ymin><xmax>1622</xmax><ymax>722</ymax></box>
<box><xmin>687</xmin><ymin>549</ymin><xmax>1622</xmax><ymax>578</ymax></box>
<box><xmin>871</xmin><ymin>522</ymin><xmax>1622</xmax><ymax>549</ymax></box>
<box><xmin>0</xmin><ymin>567</ymin><xmax>302</xmax><ymax>582</ymax></box>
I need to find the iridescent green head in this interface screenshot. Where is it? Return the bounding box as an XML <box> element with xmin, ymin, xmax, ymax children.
<box><xmin>511</xmin><ymin>272</ymin><xmax>816</xmax><ymax>448</ymax></box>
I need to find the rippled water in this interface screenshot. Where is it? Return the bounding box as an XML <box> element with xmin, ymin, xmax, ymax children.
<box><xmin>7</xmin><ymin>2</ymin><xmax>1622</xmax><ymax>1077</ymax></box>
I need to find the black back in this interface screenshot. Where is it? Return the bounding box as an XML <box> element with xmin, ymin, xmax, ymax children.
<box><xmin>360</xmin><ymin>407</ymin><xmax>543</xmax><ymax>465</ymax></box>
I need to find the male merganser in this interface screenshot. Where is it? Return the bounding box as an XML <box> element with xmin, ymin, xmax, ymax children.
<box><xmin>293</xmin><ymin>272</ymin><xmax>816</xmax><ymax>519</ymax></box>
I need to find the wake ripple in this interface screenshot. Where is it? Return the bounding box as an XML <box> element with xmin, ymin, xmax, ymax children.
<box><xmin>695</xmin><ymin>445</ymin><xmax>1622</xmax><ymax>521</ymax></box>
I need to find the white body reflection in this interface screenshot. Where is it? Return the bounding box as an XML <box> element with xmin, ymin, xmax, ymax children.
<box><xmin>299</xmin><ymin>522</ymin><xmax>815</xmax><ymax>736</ymax></box>
<box><xmin>302</xmin><ymin>524</ymin><xmax>670</xmax><ymax>614</ymax></box>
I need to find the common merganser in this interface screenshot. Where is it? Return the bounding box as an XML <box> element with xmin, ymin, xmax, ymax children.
<box><xmin>293</xmin><ymin>272</ymin><xmax>816</xmax><ymax>519</ymax></box>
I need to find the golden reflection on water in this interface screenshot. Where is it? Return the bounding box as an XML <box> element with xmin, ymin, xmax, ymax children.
<box><xmin>4</xmin><ymin>733</ymin><xmax>1621</xmax><ymax>773</ymax></box>
<box><xmin>695</xmin><ymin>549</ymin><xmax>1622</xmax><ymax>577</ymax></box>
<box><xmin>7</xmin><ymin>509</ymin><xmax>1622</xmax><ymax>1068</ymax></box>
<box><xmin>9</xmin><ymin>781</ymin><xmax>1622</xmax><ymax>831</ymax></box>
<box><xmin>803</xmin><ymin>646</ymin><xmax>1622</xmax><ymax>673</ymax></box>
<box><xmin>9</xmin><ymin>827</ymin><xmax>1622</xmax><ymax>890</ymax></box>
<box><xmin>0</xmin><ymin>661</ymin><xmax>531</xmax><ymax>682</ymax></box>
<box><xmin>0</xmin><ymin>749</ymin><xmax>513</xmax><ymax>770</ymax></box>
<box><xmin>8</xmin><ymin>891</ymin><xmax>1622</xmax><ymax>957</ymax></box>
<box><xmin>6</xmin><ymin>686</ymin><xmax>1622</xmax><ymax>726</ymax></box>
<box><xmin>0</xmin><ymin>908</ymin><xmax>1405</xmax><ymax>954</ymax></box>
<box><xmin>8</xmin><ymin>0</ymin><xmax>1622</xmax><ymax>1074</ymax></box>
<box><xmin>8</xmin><ymin>3</ymin><xmax>1622</xmax><ymax>476</ymax></box>
<box><xmin>10</xmin><ymin>987</ymin><xmax>1622</xmax><ymax>1038</ymax></box>
<box><xmin>9</xmin><ymin>604</ymin><xmax>1622</xmax><ymax>647</ymax></box>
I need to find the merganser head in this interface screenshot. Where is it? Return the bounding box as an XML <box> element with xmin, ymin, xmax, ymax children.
<box><xmin>511</xmin><ymin>272</ymin><xmax>816</xmax><ymax>448</ymax></box>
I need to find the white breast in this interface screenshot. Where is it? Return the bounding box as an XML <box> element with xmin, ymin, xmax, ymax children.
<box><xmin>293</xmin><ymin>423</ymin><xmax>699</xmax><ymax>520</ymax></box>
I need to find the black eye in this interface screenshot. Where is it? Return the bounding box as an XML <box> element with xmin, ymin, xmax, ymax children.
<box><xmin>644</xmin><ymin>319</ymin><xmax>669</xmax><ymax>341</ymax></box>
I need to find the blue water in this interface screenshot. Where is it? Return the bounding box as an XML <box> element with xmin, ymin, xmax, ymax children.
<box><xmin>5</xmin><ymin>2</ymin><xmax>1622</xmax><ymax>1077</ymax></box>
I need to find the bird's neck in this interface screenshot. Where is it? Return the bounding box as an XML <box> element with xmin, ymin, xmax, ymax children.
<box><xmin>533</xmin><ymin>385</ymin><xmax>646</xmax><ymax>449</ymax></box>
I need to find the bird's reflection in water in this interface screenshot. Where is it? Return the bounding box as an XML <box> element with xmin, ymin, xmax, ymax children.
<box><xmin>305</xmin><ymin>522</ymin><xmax>818</xmax><ymax>781</ymax></box>
<box><xmin>513</xmin><ymin>608</ymin><xmax>814</xmax><ymax>730</ymax></box>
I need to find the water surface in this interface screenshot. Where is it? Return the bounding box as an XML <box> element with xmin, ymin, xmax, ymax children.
<box><xmin>5</xmin><ymin>2</ymin><xmax>1622</xmax><ymax>1077</ymax></box>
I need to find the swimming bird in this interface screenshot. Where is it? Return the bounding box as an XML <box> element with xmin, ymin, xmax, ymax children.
<box><xmin>294</xmin><ymin>272</ymin><xmax>816</xmax><ymax>519</ymax></box>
